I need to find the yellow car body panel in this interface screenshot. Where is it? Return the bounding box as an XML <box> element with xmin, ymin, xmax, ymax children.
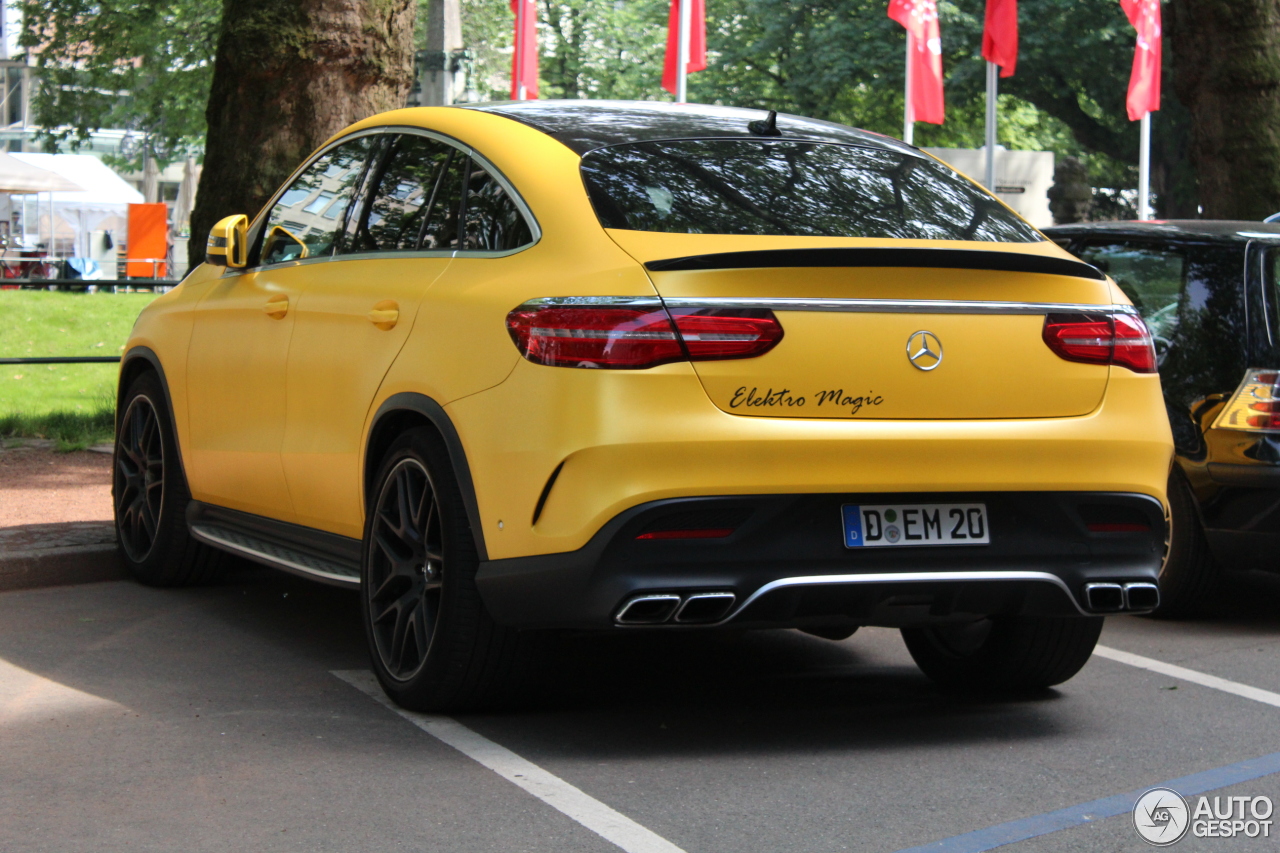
<box><xmin>448</xmin><ymin>358</ymin><xmax>1170</xmax><ymax>561</ymax></box>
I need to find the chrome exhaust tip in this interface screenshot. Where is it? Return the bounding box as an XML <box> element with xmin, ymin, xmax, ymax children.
<box><xmin>615</xmin><ymin>594</ymin><xmax>682</xmax><ymax>625</ymax></box>
<box><xmin>673</xmin><ymin>592</ymin><xmax>736</xmax><ymax>624</ymax></box>
<box><xmin>1123</xmin><ymin>582</ymin><xmax>1160</xmax><ymax>611</ymax></box>
<box><xmin>1083</xmin><ymin>582</ymin><xmax>1125</xmax><ymax>612</ymax></box>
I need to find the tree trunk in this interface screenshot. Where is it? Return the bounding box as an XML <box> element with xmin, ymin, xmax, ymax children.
<box><xmin>1170</xmin><ymin>0</ymin><xmax>1280</xmax><ymax>219</ymax></box>
<box><xmin>189</xmin><ymin>0</ymin><xmax>416</xmax><ymax>269</ymax></box>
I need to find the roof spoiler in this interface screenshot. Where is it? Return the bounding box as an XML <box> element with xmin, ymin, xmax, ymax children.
<box><xmin>644</xmin><ymin>247</ymin><xmax>1106</xmax><ymax>281</ymax></box>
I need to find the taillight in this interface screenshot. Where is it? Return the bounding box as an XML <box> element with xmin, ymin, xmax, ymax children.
<box><xmin>1213</xmin><ymin>370</ymin><xmax>1280</xmax><ymax>431</ymax></box>
<box><xmin>1042</xmin><ymin>312</ymin><xmax>1157</xmax><ymax>373</ymax></box>
<box><xmin>506</xmin><ymin>300</ymin><xmax>783</xmax><ymax>369</ymax></box>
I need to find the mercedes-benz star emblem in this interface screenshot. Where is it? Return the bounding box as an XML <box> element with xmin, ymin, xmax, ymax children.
<box><xmin>907</xmin><ymin>330</ymin><xmax>943</xmax><ymax>371</ymax></box>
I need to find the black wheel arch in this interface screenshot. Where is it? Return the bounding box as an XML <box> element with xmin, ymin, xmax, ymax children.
<box><xmin>365</xmin><ymin>393</ymin><xmax>488</xmax><ymax>561</ymax></box>
<box><xmin>117</xmin><ymin>346</ymin><xmax>191</xmax><ymax>486</ymax></box>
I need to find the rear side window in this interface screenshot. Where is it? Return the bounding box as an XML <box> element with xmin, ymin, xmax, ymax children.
<box><xmin>579</xmin><ymin>139</ymin><xmax>1041</xmax><ymax>243</ymax></box>
<box><xmin>260</xmin><ymin>137</ymin><xmax>374</xmax><ymax>264</ymax></box>
<box><xmin>345</xmin><ymin>134</ymin><xmax>456</xmax><ymax>254</ymax></box>
<box><xmin>461</xmin><ymin>161</ymin><xmax>534</xmax><ymax>252</ymax></box>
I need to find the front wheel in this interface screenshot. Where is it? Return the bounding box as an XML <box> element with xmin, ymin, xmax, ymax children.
<box><xmin>362</xmin><ymin>427</ymin><xmax>530</xmax><ymax>711</ymax></box>
<box><xmin>901</xmin><ymin>615</ymin><xmax>1103</xmax><ymax>691</ymax></box>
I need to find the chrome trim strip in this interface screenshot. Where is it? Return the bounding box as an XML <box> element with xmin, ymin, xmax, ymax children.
<box><xmin>189</xmin><ymin>523</ymin><xmax>361</xmax><ymax>588</ymax></box>
<box><xmin>722</xmin><ymin>570</ymin><xmax>1087</xmax><ymax>621</ymax></box>
<box><xmin>662</xmin><ymin>297</ymin><xmax>1139</xmax><ymax>316</ymax></box>
<box><xmin>516</xmin><ymin>296</ymin><xmax>665</xmax><ymax>310</ymax></box>
<box><xmin>511</xmin><ymin>296</ymin><xmax>1136</xmax><ymax>316</ymax></box>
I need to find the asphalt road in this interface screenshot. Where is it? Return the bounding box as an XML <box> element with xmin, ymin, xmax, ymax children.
<box><xmin>2</xmin><ymin>562</ymin><xmax>1280</xmax><ymax>852</ymax></box>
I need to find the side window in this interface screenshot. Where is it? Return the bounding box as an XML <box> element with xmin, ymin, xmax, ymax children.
<box><xmin>345</xmin><ymin>134</ymin><xmax>456</xmax><ymax>254</ymax></box>
<box><xmin>260</xmin><ymin>137</ymin><xmax>374</xmax><ymax>265</ymax></box>
<box><xmin>1077</xmin><ymin>242</ymin><xmax>1184</xmax><ymax>357</ymax></box>
<box><xmin>1081</xmin><ymin>240</ymin><xmax>1245</xmax><ymax>410</ymax></box>
<box><xmin>420</xmin><ymin>150</ymin><xmax>466</xmax><ymax>251</ymax></box>
<box><xmin>461</xmin><ymin>161</ymin><xmax>534</xmax><ymax>252</ymax></box>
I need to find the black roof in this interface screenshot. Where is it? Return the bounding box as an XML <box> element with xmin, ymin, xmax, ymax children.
<box><xmin>460</xmin><ymin>99</ymin><xmax>919</xmax><ymax>157</ymax></box>
<box><xmin>1045</xmin><ymin>220</ymin><xmax>1280</xmax><ymax>244</ymax></box>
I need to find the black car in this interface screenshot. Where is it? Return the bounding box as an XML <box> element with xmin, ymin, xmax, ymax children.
<box><xmin>1047</xmin><ymin>220</ymin><xmax>1280</xmax><ymax>615</ymax></box>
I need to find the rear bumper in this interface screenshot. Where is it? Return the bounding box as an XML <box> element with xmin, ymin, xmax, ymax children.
<box><xmin>475</xmin><ymin>490</ymin><xmax>1167</xmax><ymax>629</ymax></box>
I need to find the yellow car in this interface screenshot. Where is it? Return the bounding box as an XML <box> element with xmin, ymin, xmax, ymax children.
<box><xmin>114</xmin><ymin>101</ymin><xmax>1173</xmax><ymax>709</ymax></box>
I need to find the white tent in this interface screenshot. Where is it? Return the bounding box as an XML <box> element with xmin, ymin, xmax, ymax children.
<box><xmin>8</xmin><ymin>152</ymin><xmax>144</xmax><ymax>259</ymax></box>
<box><xmin>0</xmin><ymin>152</ymin><xmax>83</xmax><ymax>193</ymax></box>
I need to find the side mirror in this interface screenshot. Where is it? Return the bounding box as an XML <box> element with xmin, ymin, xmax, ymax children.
<box><xmin>206</xmin><ymin>214</ymin><xmax>249</xmax><ymax>268</ymax></box>
<box><xmin>262</xmin><ymin>225</ymin><xmax>309</xmax><ymax>265</ymax></box>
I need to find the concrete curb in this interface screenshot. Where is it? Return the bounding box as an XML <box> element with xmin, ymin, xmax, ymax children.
<box><xmin>0</xmin><ymin>544</ymin><xmax>126</xmax><ymax>592</ymax></box>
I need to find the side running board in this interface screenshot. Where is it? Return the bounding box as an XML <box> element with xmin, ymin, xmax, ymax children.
<box><xmin>186</xmin><ymin>501</ymin><xmax>362</xmax><ymax>587</ymax></box>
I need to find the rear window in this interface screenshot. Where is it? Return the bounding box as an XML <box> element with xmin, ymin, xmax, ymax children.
<box><xmin>580</xmin><ymin>139</ymin><xmax>1041</xmax><ymax>243</ymax></box>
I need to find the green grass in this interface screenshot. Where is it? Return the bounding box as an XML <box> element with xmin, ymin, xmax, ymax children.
<box><xmin>1</xmin><ymin>289</ymin><xmax>159</xmax><ymax>448</ymax></box>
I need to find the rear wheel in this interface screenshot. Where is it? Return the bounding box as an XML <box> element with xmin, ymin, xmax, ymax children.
<box><xmin>1153</xmin><ymin>469</ymin><xmax>1220</xmax><ymax>618</ymax></box>
<box><xmin>901</xmin><ymin>615</ymin><xmax>1103</xmax><ymax>691</ymax></box>
<box><xmin>113</xmin><ymin>371</ymin><xmax>225</xmax><ymax>586</ymax></box>
<box><xmin>362</xmin><ymin>427</ymin><xmax>530</xmax><ymax>711</ymax></box>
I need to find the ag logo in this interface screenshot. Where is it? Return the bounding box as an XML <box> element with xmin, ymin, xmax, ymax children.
<box><xmin>1133</xmin><ymin>787</ymin><xmax>1190</xmax><ymax>846</ymax></box>
<box><xmin>906</xmin><ymin>330</ymin><xmax>943</xmax><ymax>371</ymax></box>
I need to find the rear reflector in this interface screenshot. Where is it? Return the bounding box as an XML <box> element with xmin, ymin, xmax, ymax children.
<box><xmin>507</xmin><ymin>301</ymin><xmax>783</xmax><ymax>369</ymax></box>
<box><xmin>635</xmin><ymin>528</ymin><xmax>735</xmax><ymax>540</ymax></box>
<box><xmin>1042</xmin><ymin>312</ymin><xmax>1157</xmax><ymax>373</ymax></box>
<box><xmin>1213</xmin><ymin>369</ymin><xmax>1280</xmax><ymax>432</ymax></box>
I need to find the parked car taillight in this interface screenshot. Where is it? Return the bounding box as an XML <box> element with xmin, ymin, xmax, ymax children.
<box><xmin>1212</xmin><ymin>370</ymin><xmax>1280</xmax><ymax>431</ymax></box>
<box><xmin>1042</xmin><ymin>312</ymin><xmax>1157</xmax><ymax>374</ymax></box>
<box><xmin>506</xmin><ymin>301</ymin><xmax>783</xmax><ymax>369</ymax></box>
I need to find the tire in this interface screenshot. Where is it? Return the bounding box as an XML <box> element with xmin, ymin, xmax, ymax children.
<box><xmin>1152</xmin><ymin>469</ymin><xmax>1220</xmax><ymax>618</ymax></box>
<box><xmin>362</xmin><ymin>426</ymin><xmax>531</xmax><ymax>712</ymax></box>
<box><xmin>113</xmin><ymin>370</ymin><xmax>225</xmax><ymax>586</ymax></box>
<box><xmin>901</xmin><ymin>615</ymin><xmax>1103</xmax><ymax>691</ymax></box>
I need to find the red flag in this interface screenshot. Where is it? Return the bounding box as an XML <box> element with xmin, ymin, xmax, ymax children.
<box><xmin>887</xmin><ymin>0</ymin><xmax>944</xmax><ymax>125</ymax></box>
<box><xmin>510</xmin><ymin>0</ymin><xmax>539</xmax><ymax>100</ymax></box>
<box><xmin>1120</xmin><ymin>0</ymin><xmax>1160</xmax><ymax>120</ymax></box>
<box><xmin>662</xmin><ymin>0</ymin><xmax>707</xmax><ymax>95</ymax></box>
<box><xmin>982</xmin><ymin>0</ymin><xmax>1017</xmax><ymax>77</ymax></box>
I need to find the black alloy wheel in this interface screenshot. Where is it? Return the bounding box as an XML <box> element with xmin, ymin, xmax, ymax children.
<box><xmin>367</xmin><ymin>457</ymin><xmax>445</xmax><ymax>682</ymax></box>
<box><xmin>114</xmin><ymin>393</ymin><xmax>166</xmax><ymax>562</ymax></box>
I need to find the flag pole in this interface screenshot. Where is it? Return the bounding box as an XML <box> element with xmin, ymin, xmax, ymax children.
<box><xmin>515</xmin><ymin>0</ymin><xmax>527</xmax><ymax>100</ymax></box>
<box><xmin>903</xmin><ymin>32</ymin><xmax>914</xmax><ymax>145</ymax></box>
<box><xmin>676</xmin><ymin>0</ymin><xmax>691</xmax><ymax>103</ymax></box>
<box><xmin>984</xmin><ymin>60</ymin><xmax>997</xmax><ymax>189</ymax></box>
<box><xmin>1138</xmin><ymin>111</ymin><xmax>1151</xmax><ymax>220</ymax></box>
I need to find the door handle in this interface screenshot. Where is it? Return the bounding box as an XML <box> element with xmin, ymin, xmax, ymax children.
<box><xmin>368</xmin><ymin>300</ymin><xmax>399</xmax><ymax>330</ymax></box>
<box><xmin>263</xmin><ymin>296</ymin><xmax>289</xmax><ymax>319</ymax></box>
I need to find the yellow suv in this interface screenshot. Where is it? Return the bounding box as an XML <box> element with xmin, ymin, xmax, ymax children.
<box><xmin>114</xmin><ymin>101</ymin><xmax>1173</xmax><ymax>709</ymax></box>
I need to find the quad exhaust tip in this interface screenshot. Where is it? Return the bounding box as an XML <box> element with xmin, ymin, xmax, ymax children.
<box><xmin>615</xmin><ymin>591</ymin><xmax>737</xmax><ymax>626</ymax></box>
<box><xmin>1083</xmin><ymin>581</ymin><xmax>1159</xmax><ymax>613</ymax></box>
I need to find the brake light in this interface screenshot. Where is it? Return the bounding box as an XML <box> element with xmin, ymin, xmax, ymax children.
<box><xmin>506</xmin><ymin>301</ymin><xmax>783</xmax><ymax>369</ymax></box>
<box><xmin>1042</xmin><ymin>312</ymin><xmax>1156</xmax><ymax>373</ymax></box>
<box><xmin>1213</xmin><ymin>369</ymin><xmax>1280</xmax><ymax>432</ymax></box>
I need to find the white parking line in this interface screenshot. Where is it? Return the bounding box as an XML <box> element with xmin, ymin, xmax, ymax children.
<box><xmin>332</xmin><ymin>670</ymin><xmax>688</xmax><ymax>853</ymax></box>
<box><xmin>1094</xmin><ymin>644</ymin><xmax>1280</xmax><ymax>709</ymax></box>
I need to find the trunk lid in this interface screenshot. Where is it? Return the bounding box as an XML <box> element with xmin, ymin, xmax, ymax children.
<box><xmin>611</xmin><ymin>232</ymin><xmax>1117</xmax><ymax>420</ymax></box>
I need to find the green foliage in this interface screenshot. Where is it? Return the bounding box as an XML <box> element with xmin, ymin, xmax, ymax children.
<box><xmin>448</xmin><ymin>0</ymin><xmax>1146</xmax><ymax>192</ymax></box>
<box><xmin>18</xmin><ymin>0</ymin><xmax>221</xmax><ymax>167</ymax></box>
<box><xmin>0</xmin><ymin>406</ymin><xmax>116</xmax><ymax>450</ymax></box>
<box><xmin>0</xmin><ymin>290</ymin><xmax>158</xmax><ymax>419</ymax></box>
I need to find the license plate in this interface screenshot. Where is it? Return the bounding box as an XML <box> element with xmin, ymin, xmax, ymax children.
<box><xmin>841</xmin><ymin>503</ymin><xmax>989</xmax><ymax>548</ymax></box>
